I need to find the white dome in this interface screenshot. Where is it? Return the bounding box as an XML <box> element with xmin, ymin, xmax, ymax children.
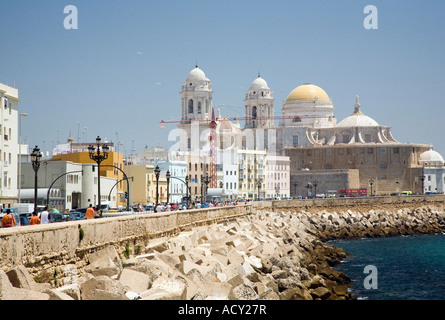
<box><xmin>420</xmin><ymin>149</ymin><xmax>444</xmax><ymax>164</ymax></box>
<box><xmin>187</xmin><ymin>67</ymin><xmax>208</xmax><ymax>82</ymax></box>
<box><xmin>337</xmin><ymin>114</ymin><xmax>379</xmax><ymax>127</ymax></box>
<box><xmin>250</xmin><ymin>76</ymin><xmax>269</xmax><ymax>90</ymax></box>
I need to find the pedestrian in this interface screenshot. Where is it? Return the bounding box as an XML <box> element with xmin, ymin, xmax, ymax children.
<box><xmin>1</xmin><ymin>209</ymin><xmax>16</xmax><ymax>228</ymax></box>
<box><xmin>94</xmin><ymin>205</ymin><xmax>102</xmax><ymax>218</ymax></box>
<box><xmin>29</xmin><ymin>211</ymin><xmax>40</xmax><ymax>225</ymax></box>
<box><xmin>39</xmin><ymin>206</ymin><xmax>51</xmax><ymax>224</ymax></box>
<box><xmin>86</xmin><ymin>204</ymin><xmax>94</xmax><ymax>219</ymax></box>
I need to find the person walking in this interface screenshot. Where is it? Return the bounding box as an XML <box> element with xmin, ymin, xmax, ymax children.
<box><xmin>86</xmin><ymin>204</ymin><xmax>94</xmax><ymax>219</ymax></box>
<box><xmin>39</xmin><ymin>206</ymin><xmax>51</xmax><ymax>224</ymax></box>
<box><xmin>29</xmin><ymin>211</ymin><xmax>40</xmax><ymax>225</ymax></box>
<box><xmin>1</xmin><ymin>209</ymin><xmax>16</xmax><ymax>228</ymax></box>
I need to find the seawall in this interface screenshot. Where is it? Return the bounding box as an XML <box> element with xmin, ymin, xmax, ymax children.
<box><xmin>0</xmin><ymin>204</ymin><xmax>253</xmax><ymax>273</ymax></box>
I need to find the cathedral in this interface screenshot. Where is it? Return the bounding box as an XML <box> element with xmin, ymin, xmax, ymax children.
<box><xmin>175</xmin><ymin>65</ymin><xmax>435</xmax><ymax>198</ymax></box>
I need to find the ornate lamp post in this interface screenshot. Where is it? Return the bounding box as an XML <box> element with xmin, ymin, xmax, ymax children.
<box><xmin>257</xmin><ymin>181</ymin><xmax>261</xmax><ymax>200</ymax></box>
<box><xmin>369</xmin><ymin>179</ymin><xmax>374</xmax><ymax>196</ymax></box>
<box><xmin>166</xmin><ymin>170</ymin><xmax>171</xmax><ymax>204</ymax></box>
<box><xmin>30</xmin><ymin>146</ymin><xmax>42</xmax><ymax>213</ymax></box>
<box><xmin>88</xmin><ymin>136</ymin><xmax>110</xmax><ymax>213</ymax></box>
<box><xmin>305</xmin><ymin>182</ymin><xmax>312</xmax><ymax>198</ymax></box>
<box><xmin>154</xmin><ymin>165</ymin><xmax>160</xmax><ymax>210</ymax></box>
<box><xmin>312</xmin><ymin>180</ymin><xmax>318</xmax><ymax>198</ymax></box>
<box><xmin>420</xmin><ymin>163</ymin><xmax>426</xmax><ymax>195</ymax></box>
<box><xmin>185</xmin><ymin>175</ymin><xmax>189</xmax><ymax>207</ymax></box>
<box><xmin>203</xmin><ymin>175</ymin><xmax>210</xmax><ymax>203</ymax></box>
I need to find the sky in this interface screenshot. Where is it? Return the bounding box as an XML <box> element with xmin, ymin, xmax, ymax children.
<box><xmin>2</xmin><ymin>0</ymin><xmax>445</xmax><ymax>158</ymax></box>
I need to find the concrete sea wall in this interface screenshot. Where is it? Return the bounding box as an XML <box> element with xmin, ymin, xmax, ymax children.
<box><xmin>0</xmin><ymin>204</ymin><xmax>253</xmax><ymax>272</ymax></box>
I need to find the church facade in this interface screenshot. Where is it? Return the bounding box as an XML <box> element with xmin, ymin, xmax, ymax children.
<box><xmin>175</xmin><ymin>66</ymin><xmax>434</xmax><ymax>198</ymax></box>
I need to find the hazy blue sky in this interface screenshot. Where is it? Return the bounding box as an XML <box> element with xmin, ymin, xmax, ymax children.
<box><xmin>2</xmin><ymin>1</ymin><xmax>445</xmax><ymax>157</ymax></box>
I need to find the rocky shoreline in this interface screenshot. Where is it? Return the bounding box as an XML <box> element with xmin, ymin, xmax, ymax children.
<box><xmin>1</xmin><ymin>204</ymin><xmax>444</xmax><ymax>300</ymax></box>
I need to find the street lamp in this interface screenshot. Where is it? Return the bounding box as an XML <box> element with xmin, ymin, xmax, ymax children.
<box><xmin>293</xmin><ymin>182</ymin><xmax>298</xmax><ymax>198</ymax></box>
<box><xmin>369</xmin><ymin>179</ymin><xmax>374</xmax><ymax>196</ymax></box>
<box><xmin>420</xmin><ymin>163</ymin><xmax>426</xmax><ymax>195</ymax></box>
<box><xmin>154</xmin><ymin>165</ymin><xmax>160</xmax><ymax>210</ymax></box>
<box><xmin>305</xmin><ymin>182</ymin><xmax>312</xmax><ymax>198</ymax></box>
<box><xmin>185</xmin><ymin>175</ymin><xmax>189</xmax><ymax>207</ymax></box>
<box><xmin>203</xmin><ymin>175</ymin><xmax>210</xmax><ymax>203</ymax></box>
<box><xmin>312</xmin><ymin>181</ymin><xmax>318</xmax><ymax>198</ymax></box>
<box><xmin>18</xmin><ymin>113</ymin><xmax>28</xmax><ymax>204</ymax></box>
<box><xmin>257</xmin><ymin>181</ymin><xmax>261</xmax><ymax>201</ymax></box>
<box><xmin>166</xmin><ymin>170</ymin><xmax>171</xmax><ymax>204</ymax></box>
<box><xmin>30</xmin><ymin>146</ymin><xmax>42</xmax><ymax>213</ymax></box>
<box><xmin>88</xmin><ymin>136</ymin><xmax>110</xmax><ymax>214</ymax></box>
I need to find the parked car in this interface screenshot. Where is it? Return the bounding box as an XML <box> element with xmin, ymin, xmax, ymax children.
<box><xmin>65</xmin><ymin>211</ymin><xmax>85</xmax><ymax>221</ymax></box>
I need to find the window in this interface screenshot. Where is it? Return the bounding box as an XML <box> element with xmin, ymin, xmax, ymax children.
<box><xmin>292</xmin><ymin>135</ymin><xmax>299</xmax><ymax>147</ymax></box>
<box><xmin>364</xmin><ymin>134</ymin><xmax>372</xmax><ymax>143</ymax></box>
<box><xmin>188</xmin><ymin>99</ymin><xmax>194</xmax><ymax>113</ymax></box>
<box><xmin>394</xmin><ymin>148</ymin><xmax>399</xmax><ymax>154</ymax></box>
<box><xmin>198</xmin><ymin>101</ymin><xmax>202</xmax><ymax>114</ymax></box>
<box><xmin>342</xmin><ymin>133</ymin><xmax>350</xmax><ymax>143</ymax></box>
<box><xmin>292</xmin><ymin>117</ymin><xmax>301</xmax><ymax>123</ymax></box>
<box><xmin>252</xmin><ymin>106</ymin><xmax>257</xmax><ymax>119</ymax></box>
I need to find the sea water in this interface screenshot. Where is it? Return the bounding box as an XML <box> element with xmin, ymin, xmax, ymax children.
<box><xmin>331</xmin><ymin>233</ymin><xmax>445</xmax><ymax>300</ymax></box>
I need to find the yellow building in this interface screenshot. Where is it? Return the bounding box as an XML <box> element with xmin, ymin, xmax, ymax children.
<box><xmin>123</xmin><ymin>164</ymin><xmax>168</xmax><ymax>206</ymax></box>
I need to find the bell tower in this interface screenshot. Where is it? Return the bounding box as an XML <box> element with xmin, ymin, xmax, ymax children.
<box><xmin>244</xmin><ymin>74</ymin><xmax>274</xmax><ymax>129</ymax></box>
<box><xmin>181</xmin><ymin>65</ymin><xmax>213</xmax><ymax>122</ymax></box>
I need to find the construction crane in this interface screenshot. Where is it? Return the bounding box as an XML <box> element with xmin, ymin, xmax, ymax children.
<box><xmin>160</xmin><ymin>113</ymin><xmax>334</xmax><ymax>128</ymax></box>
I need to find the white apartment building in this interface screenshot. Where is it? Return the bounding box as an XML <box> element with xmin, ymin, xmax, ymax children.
<box><xmin>265</xmin><ymin>155</ymin><xmax>291</xmax><ymax>199</ymax></box>
<box><xmin>238</xmin><ymin>149</ymin><xmax>266</xmax><ymax>200</ymax></box>
<box><xmin>0</xmin><ymin>83</ymin><xmax>20</xmax><ymax>208</ymax></box>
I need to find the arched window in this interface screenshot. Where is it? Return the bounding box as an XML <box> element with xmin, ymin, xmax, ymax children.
<box><xmin>198</xmin><ymin>101</ymin><xmax>202</xmax><ymax>114</ymax></box>
<box><xmin>188</xmin><ymin>99</ymin><xmax>194</xmax><ymax>113</ymax></box>
<box><xmin>252</xmin><ymin>106</ymin><xmax>257</xmax><ymax>118</ymax></box>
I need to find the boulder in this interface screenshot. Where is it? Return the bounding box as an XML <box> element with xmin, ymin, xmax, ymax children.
<box><xmin>229</xmin><ymin>284</ymin><xmax>259</xmax><ymax>300</ymax></box>
<box><xmin>140</xmin><ymin>276</ymin><xmax>187</xmax><ymax>300</ymax></box>
<box><xmin>80</xmin><ymin>275</ymin><xmax>128</xmax><ymax>300</ymax></box>
<box><xmin>118</xmin><ymin>268</ymin><xmax>151</xmax><ymax>294</ymax></box>
<box><xmin>44</xmin><ymin>288</ymin><xmax>75</xmax><ymax>300</ymax></box>
<box><xmin>85</xmin><ymin>246</ymin><xmax>123</xmax><ymax>277</ymax></box>
<box><xmin>57</xmin><ymin>283</ymin><xmax>81</xmax><ymax>300</ymax></box>
<box><xmin>310</xmin><ymin>286</ymin><xmax>331</xmax><ymax>300</ymax></box>
<box><xmin>0</xmin><ymin>271</ymin><xmax>19</xmax><ymax>299</ymax></box>
<box><xmin>6</xmin><ymin>265</ymin><xmax>50</xmax><ymax>292</ymax></box>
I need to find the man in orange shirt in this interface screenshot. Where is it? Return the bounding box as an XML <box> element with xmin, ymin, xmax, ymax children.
<box><xmin>1</xmin><ymin>209</ymin><xmax>16</xmax><ymax>228</ymax></box>
<box><xmin>29</xmin><ymin>211</ymin><xmax>40</xmax><ymax>225</ymax></box>
<box><xmin>86</xmin><ymin>204</ymin><xmax>94</xmax><ymax>219</ymax></box>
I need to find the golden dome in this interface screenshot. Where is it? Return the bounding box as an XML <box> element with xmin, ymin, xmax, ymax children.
<box><xmin>285</xmin><ymin>83</ymin><xmax>331</xmax><ymax>105</ymax></box>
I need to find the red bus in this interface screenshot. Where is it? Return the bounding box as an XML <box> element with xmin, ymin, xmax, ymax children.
<box><xmin>339</xmin><ymin>189</ymin><xmax>368</xmax><ymax>197</ymax></box>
